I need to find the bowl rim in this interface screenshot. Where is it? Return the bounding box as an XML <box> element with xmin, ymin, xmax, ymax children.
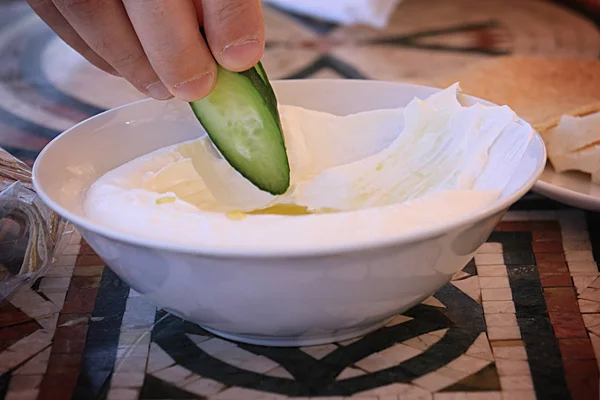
<box><xmin>32</xmin><ymin>79</ymin><xmax>548</xmax><ymax>259</ymax></box>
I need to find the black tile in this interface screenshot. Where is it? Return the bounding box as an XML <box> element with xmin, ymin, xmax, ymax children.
<box><xmin>441</xmin><ymin>363</ymin><xmax>501</xmax><ymax>392</ymax></box>
<box><xmin>462</xmin><ymin>259</ymin><xmax>477</xmax><ymax>276</ymax></box>
<box><xmin>73</xmin><ymin>268</ymin><xmax>131</xmax><ymax>400</ymax></box>
<box><xmin>140</xmin><ymin>375</ymin><xmax>200</xmax><ymax>399</ymax></box>
<box><xmin>503</xmin><ymin>251</ymin><xmax>537</xmax><ymax>265</ymax></box>
<box><xmin>0</xmin><ymin>373</ymin><xmax>10</xmax><ymax>400</ymax></box>
<box><xmin>585</xmin><ymin>211</ymin><xmax>600</xmax><ymax>273</ymax></box>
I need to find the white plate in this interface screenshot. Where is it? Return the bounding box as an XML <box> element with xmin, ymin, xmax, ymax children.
<box><xmin>534</xmin><ymin>164</ymin><xmax>600</xmax><ymax>211</ymax></box>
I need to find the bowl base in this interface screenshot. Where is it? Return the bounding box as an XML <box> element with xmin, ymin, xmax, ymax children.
<box><xmin>200</xmin><ymin>318</ymin><xmax>392</xmax><ymax>347</ymax></box>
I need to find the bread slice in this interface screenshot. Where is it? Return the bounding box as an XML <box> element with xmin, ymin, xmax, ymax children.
<box><xmin>432</xmin><ymin>56</ymin><xmax>600</xmax><ymax>132</ymax></box>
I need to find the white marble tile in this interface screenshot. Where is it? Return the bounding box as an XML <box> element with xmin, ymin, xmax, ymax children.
<box><xmin>436</xmin><ymin>366</ymin><xmax>470</xmax><ymax>381</ymax></box>
<box><xmin>474</xmin><ymin>254</ymin><xmax>504</xmax><ymax>266</ymax></box>
<box><xmin>452</xmin><ymin>277</ymin><xmax>480</xmax><ymax>302</ymax></box>
<box><xmin>44</xmin><ymin>292</ymin><xmax>67</xmax><ymax>308</ymax></box>
<box><xmin>54</xmin><ymin>254</ymin><xmax>78</xmax><ymax>267</ymax></box>
<box><xmin>355</xmin><ymin>353</ymin><xmax>397</xmax><ymax>372</ymax></box>
<box><xmin>211</xmin><ymin>387</ymin><xmax>288</xmax><ymax>400</ymax></box>
<box><xmin>114</xmin><ymin>357</ymin><xmax>147</xmax><ymax>373</ymax></box>
<box><xmin>37</xmin><ymin>314</ymin><xmax>58</xmax><ymax>331</ymax></box>
<box><xmin>403</xmin><ymin>332</ymin><xmax>445</xmax><ymax>351</ymax></box>
<box><xmin>384</xmin><ymin>315</ymin><xmax>413</xmax><ymax>327</ymax></box>
<box><xmin>106</xmin><ymin>388</ymin><xmax>138</xmax><ymax>400</ymax></box>
<box><xmin>566</xmin><ymin>251</ymin><xmax>595</xmax><ymax>262</ymax></box>
<box><xmin>186</xmin><ymin>333</ymin><xmax>211</xmax><ymax>345</ymax></box>
<box><xmin>583</xmin><ymin>313</ymin><xmax>600</xmax><ymax>335</ymax></box>
<box><xmin>446</xmin><ymin>355</ymin><xmax>490</xmax><ymax>374</ymax></box>
<box><xmin>499</xmin><ymin>375</ymin><xmax>534</xmax><ymax>391</ymax></box>
<box><xmin>379</xmin><ymin>343</ymin><xmax>422</xmax><ymax>364</ymax></box>
<box><xmin>413</xmin><ymin>371</ymin><xmax>457</xmax><ymax>392</ymax></box>
<box><xmin>422</xmin><ymin>296</ymin><xmax>446</xmax><ymax>308</ymax></box>
<box><xmin>151</xmin><ymin>365</ymin><xmax>193</xmax><ymax>384</ymax></box>
<box><xmin>481</xmin><ymin>288</ymin><xmax>513</xmax><ymax>302</ymax></box>
<box><xmin>495</xmin><ymin>360</ymin><xmax>531</xmax><ymax>376</ymax></box>
<box><xmin>485</xmin><ymin>313</ymin><xmax>518</xmax><ymax>327</ymax></box>
<box><xmin>563</xmin><ymin>241</ymin><xmax>593</xmax><ymax>252</ymax></box>
<box><xmin>356</xmin><ymin>383</ymin><xmax>428</xmax><ymax>397</ymax></box>
<box><xmin>568</xmin><ymin>261</ymin><xmax>599</xmax><ymax>276</ymax></box>
<box><xmin>477</xmin><ymin>243</ymin><xmax>503</xmax><ymax>254</ymax></box>
<box><xmin>264</xmin><ymin>366</ymin><xmax>294</xmax><ymax>379</ymax></box>
<box><xmin>590</xmin><ymin>278</ymin><xmax>600</xmax><ymax>289</ymax></box>
<box><xmin>13</xmin><ymin>348</ymin><xmax>50</xmax><ymax>376</ymax></box>
<box><xmin>185</xmin><ymin>378</ymin><xmax>225</xmax><ymax>397</ymax></box>
<box><xmin>62</xmin><ymin>243</ymin><xmax>81</xmax><ymax>255</ymax></box>
<box><xmin>573</xmin><ymin>276</ymin><xmax>598</xmax><ymax>295</ymax></box>
<box><xmin>483</xmin><ymin>301</ymin><xmax>516</xmax><ymax>314</ymax></box>
<box><xmin>479</xmin><ymin>277</ymin><xmax>510</xmax><ymax>289</ymax></box>
<box><xmin>434</xmin><ymin>392</ymin><xmax>501</xmax><ymax>400</ymax></box>
<box><xmin>213</xmin><ymin>346</ymin><xmax>260</xmax><ymax>367</ymax></box>
<box><xmin>578</xmin><ymin>299</ymin><xmax>600</xmax><ymax>313</ymax></box>
<box><xmin>492</xmin><ymin>345</ymin><xmax>527</xmax><ymax>361</ymax></box>
<box><xmin>43</xmin><ymin>265</ymin><xmax>75</xmax><ymax>279</ymax></box>
<box><xmin>487</xmin><ymin>326</ymin><xmax>521</xmax><ymax>341</ymax></box>
<box><xmin>110</xmin><ymin>372</ymin><xmax>145</xmax><ymax>388</ymax></box>
<box><xmin>146</xmin><ymin>343</ymin><xmax>175</xmax><ymax>373</ymax></box>
<box><xmin>240</xmin><ymin>355</ymin><xmax>279</xmax><ymax>374</ymax></box>
<box><xmin>26</xmin><ymin>302</ymin><xmax>60</xmax><ymax>320</ymax></box>
<box><xmin>116</xmin><ymin>342</ymin><xmax>150</xmax><ymax>359</ymax></box>
<box><xmin>5</xmin><ymin>390</ymin><xmax>39</xmax><ymax>400</ymax></box>
<box><xmin>465</xmin><ymin>333</ymin><xmax>494</xmax><ymax>361</ymax></box>
<box><xmin>579</xmin><ymin>287</ymin><xmax>600</xmax><ymax>303</ymax></box>
<box><xmin>300</xmin><ymin>344</ymin><xmax>338</xmax><ymax>360</ymax></box>
<box><xmin>0</xmin><ymin>331</ymin><xmax>52</xmax><ymax>373</ymax></box>
<box><xmin>500</xmin><ymin>391</ymin><xmax>536</xmax><ymax>400</ymax></box>
<box><xmin>336</xmin><ymin>367</ymin><xmax>365</xmax><ymax>380</ymax></box>
<box><xmin>476</xmin><ymin>265</ymin><xmax>508</xmax><ymax>277</ymax></box>
<box><xmin>39</xmin><ymin>277</ymin><xmax>71</xmax><ymax>292</ymax></box>
<box><xmin>116</xmin><ymin>331</ymin><xmax>151</xmax><ymax>345</ymax></box>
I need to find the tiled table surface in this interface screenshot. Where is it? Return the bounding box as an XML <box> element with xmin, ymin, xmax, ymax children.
<box><xmin>1</xmin><ymin>0</ymin><xmax>600</xmax><ymax>399</ymax></box>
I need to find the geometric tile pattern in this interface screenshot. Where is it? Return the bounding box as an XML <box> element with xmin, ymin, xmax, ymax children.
<box><xmin>1</xmin><ymin>208</ymin><xmax>599</xmax><ymax>399</ymax></box>
<box><xmin>1</xmin><ymin>1</ymin><xmax>600</xmax><ymax>399</ymax></box>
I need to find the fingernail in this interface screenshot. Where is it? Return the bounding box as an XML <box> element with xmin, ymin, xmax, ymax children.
<box><xmin>173</xmin><ymin>73</ymin><xmax>215</xmax><ymax>102</ymax></box>
<box><xmin>146</xmin><ymin>81</ymin><xmax>173</xmax><ymax>100</ymax></box>
<box><xmin>222</xmin><ymin>38</ymin><xmax>261</xmax><ymax>71</ymax></box>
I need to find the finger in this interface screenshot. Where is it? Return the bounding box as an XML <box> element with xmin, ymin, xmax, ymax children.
<box><xmin>202</xmin><ymin>0</ymin><xmax>265</xmax><ymax>72</ymax></box>
<box><xmin>26</xmin><ymin>0</ymin><xmax>118</xmax><ymax>76</ymax></box>
<box><xmin>192</xmin><ymin>0</ymin><xmax>204</xmax><ymax>25</ymax></box>
<box><xmin>52</xmin><ymin>0</ymin><xmax>172</xmax><ymax>100</ymax></box>
<box><xmin>123</xmin><ymin>0</ymin><xmax>217</xmax><ymax>102</ymax></box>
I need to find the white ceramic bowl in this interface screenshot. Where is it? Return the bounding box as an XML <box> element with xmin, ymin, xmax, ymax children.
<box><xmin>33</xmin><ymin>80</ymin><xmax>546</xmax><ymax>347</ymax></box>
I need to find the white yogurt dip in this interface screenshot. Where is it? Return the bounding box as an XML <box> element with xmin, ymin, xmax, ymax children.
<box><xmin>82</xmin><ymin>84</ymin><xmax>534</xmax><ymax>251</ymax></box>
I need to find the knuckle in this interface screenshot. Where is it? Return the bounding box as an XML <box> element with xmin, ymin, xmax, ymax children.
<box><xmin>151</xmin><ymin>39</ymin><xmax>196</xmax><ymax>63</ymax></box>
<box><xmin>215</xmin><ymin>0</ymin><xmax>256</xmax><ymax>22</ymax></box>
<box><xmin>110</xmin><ymin>49</ymin><xmax>147</xmax><ymax>70</ymax></box>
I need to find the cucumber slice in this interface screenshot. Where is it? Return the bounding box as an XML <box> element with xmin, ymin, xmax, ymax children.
<box><xmin>189</xmin><ymin>65</ymin><xmax>290</xmax><ymax>195</ymax></box>
<box><xmin>241</xmin><ymin>64</ymin><xmax>280</xmax><ymax>129</ymax></box>
<box><xmin>254</xmin><ymin>61</ymin><xmax>268</xmax><ymax>84</ymax></box>
<box><xmin>251</xmin><ymin>62</ymin><xmax>279</xmax><ymax>124</ymax></box>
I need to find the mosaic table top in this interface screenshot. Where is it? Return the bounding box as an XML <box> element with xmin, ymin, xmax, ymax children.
<box><xmin>1</xmin><ymin>0</ymin><xmax>600</xmax><ymax>399</ymax></box>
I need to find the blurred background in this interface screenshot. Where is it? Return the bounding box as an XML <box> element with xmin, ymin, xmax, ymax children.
<box><xmin>0</xmin><ymin>0</ymin><xmax>598</xmax><ymax>166</ymax></box>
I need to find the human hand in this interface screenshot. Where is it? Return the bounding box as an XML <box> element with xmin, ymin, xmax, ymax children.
<box><xmin>27</xmin><ymin>0</ymin><xmax>265</xmax><ymax>101</ymax></box>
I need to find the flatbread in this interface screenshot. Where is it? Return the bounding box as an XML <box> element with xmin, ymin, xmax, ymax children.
<box><xmin>432</xmin><ymin>56</ymin><xmax>600</xmax><ymax>132</ymax></box>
